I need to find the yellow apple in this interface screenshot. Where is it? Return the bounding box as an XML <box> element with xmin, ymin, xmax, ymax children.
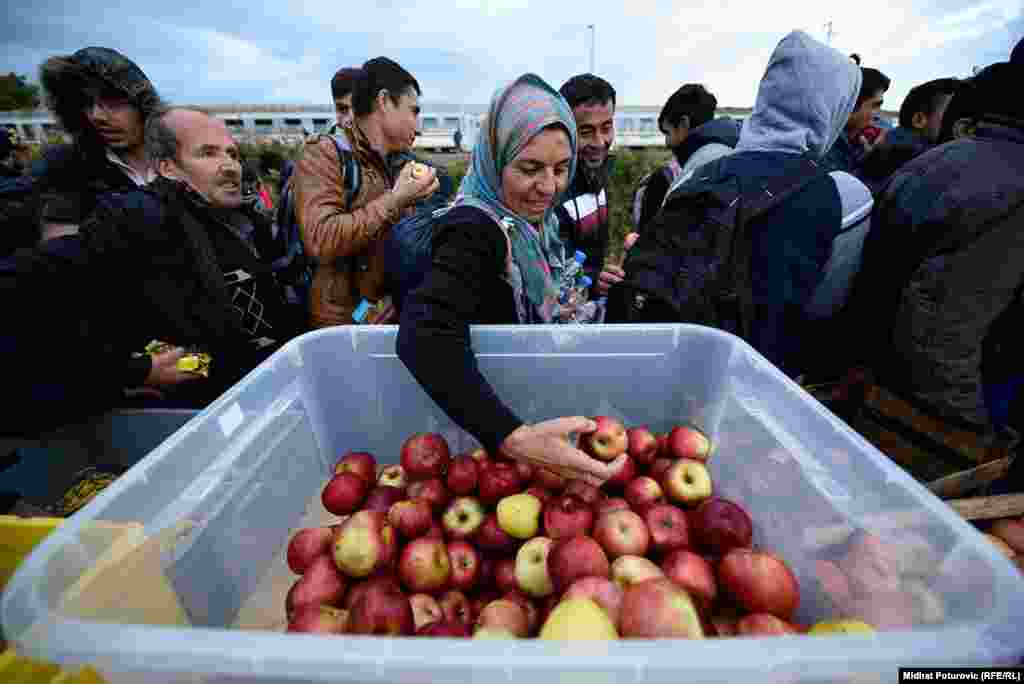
<box><xmin>809</xmin><ymin>619</ymin><xmax>875</xmax><ymax>634</ymax></box>
<box><xmin>497</xmin><ymin>493</ymin><xmax>542</xmax><ymax>539</ymax></box>
<box><xmin>539</xmin><ymin>598</ymin><xmax>618</xmax><ymax>640</ymax></box>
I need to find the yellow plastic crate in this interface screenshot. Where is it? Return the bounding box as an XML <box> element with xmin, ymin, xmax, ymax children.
<box><xmin>0</xmin><ymin>515</ymin><xmax>107</xmax><ymax>684</ymax></box>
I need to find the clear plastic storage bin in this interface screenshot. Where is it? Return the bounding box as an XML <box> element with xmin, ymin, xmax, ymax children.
<box><xmin>3</xmin><ymin>325</ymin><xmax>1023</xmax><ymax>684</ymax></box>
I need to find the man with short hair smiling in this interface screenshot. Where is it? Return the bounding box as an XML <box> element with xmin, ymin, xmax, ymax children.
<box><xmin>556</xmin><ymin>73</ymin><xmax>622</xmax><ymax>298</ymax></box>
<box><xmin>294</xmin><ymin>57</ymin><xmax>438</xmax><ymax>328</ymax></box>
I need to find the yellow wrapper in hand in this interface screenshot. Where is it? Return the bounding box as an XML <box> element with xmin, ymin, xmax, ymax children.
<box><xmin>176</xmin><ymin>352</ymin><xmax>212</xmax><ymax>378</ymax></box>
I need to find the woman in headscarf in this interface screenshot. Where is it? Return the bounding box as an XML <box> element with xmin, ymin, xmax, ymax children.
<box><xmin>397</xmin><ymin>74</ymin><xmax>625</xmax><ymax>486</ymax></box>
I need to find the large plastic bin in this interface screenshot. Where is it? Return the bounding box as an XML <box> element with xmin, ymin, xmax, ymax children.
<box><xmin>3</xmin><ymin>325</ymin><xmax>1023</xmax><ymax>684</ymax></box>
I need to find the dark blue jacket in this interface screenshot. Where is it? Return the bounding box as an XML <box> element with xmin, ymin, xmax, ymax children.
<box><xmin>713</xmin><ymin>152</ymin><xmax>843</xmax><ymax>376</ymax></box>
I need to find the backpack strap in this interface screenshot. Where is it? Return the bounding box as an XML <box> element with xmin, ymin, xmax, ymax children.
<box><xmin>326</xmin><ymin>134</ymin><xmax>361</xmax><ymax>211</ymax></box>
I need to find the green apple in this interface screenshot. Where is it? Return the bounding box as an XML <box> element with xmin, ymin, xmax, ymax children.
<box><xmin>515</xmin><ymin>537</ymin><xmax>555</xmax><ymax>597</ymax></box>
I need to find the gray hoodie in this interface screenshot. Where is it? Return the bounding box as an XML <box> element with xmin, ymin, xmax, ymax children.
<box><xmin>736</xmin><ymin>30</ymin><xmax>861</xmax><ymax>159</ymax></box>
<box><xmin>734</xmin><ymin>31</ymin><xmax>874</xmax><ymax>321</ymax></box>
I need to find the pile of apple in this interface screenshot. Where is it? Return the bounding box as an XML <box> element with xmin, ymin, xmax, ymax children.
<box><xmin>285</xmin><ymin>418</ymin><xmax>833</xmax><ymax>639</ymax></box>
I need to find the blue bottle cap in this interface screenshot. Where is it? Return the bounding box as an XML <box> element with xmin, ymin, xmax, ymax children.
<box><xmin>580</xmin><ymin>276</ymin><xmax>593</xmax><ymax>288</ymax></box>
<box><xmin>574</xmin><ymin>250</ymin><xmax>587</xmax><ymax>264</ymax></box>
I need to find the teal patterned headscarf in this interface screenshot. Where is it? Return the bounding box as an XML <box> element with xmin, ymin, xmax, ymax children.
<box><xmin>456</xmin><ymin>73</ymin><xmax>578</xmax><ymax>323</ymax></box>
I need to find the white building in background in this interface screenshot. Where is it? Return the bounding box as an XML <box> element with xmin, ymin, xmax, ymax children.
<box><xmin>11</xmin><ymin>102</ymin><xmax>882</xmax><ymax>150</ymax></box>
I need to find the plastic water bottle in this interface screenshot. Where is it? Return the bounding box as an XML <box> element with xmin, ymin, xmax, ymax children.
<box><xmin>559</xmin><ymin>250</ymin><xmax>587</xmax><ymax>304</ymax></box>
<box><xmin>569</xmin><ymin>275</ymin><xmax>596</xmax><ymax>323</ymax></box>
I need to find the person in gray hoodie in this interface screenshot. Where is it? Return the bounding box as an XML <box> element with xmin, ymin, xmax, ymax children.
<box><xmin>668</xmin><ymin>30</ymin><xmax>874</xmax><ymax>377</ymax></box>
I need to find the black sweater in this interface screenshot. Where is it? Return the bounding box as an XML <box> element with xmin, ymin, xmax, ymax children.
<box><xmin>396</xmin><ymin>205</ymin><xmax>525</xmax><ymax>454</ymax></box>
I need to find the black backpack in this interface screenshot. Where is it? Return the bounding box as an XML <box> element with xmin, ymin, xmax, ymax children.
<box><xmin>272</xmin><ymin>135</ymin><xmax>361</xmax><ymax>312</ymax></box>
<box><xmin>606</xmin><ymin>155</ymin><xmax>825</xmax><ymax>336</ymax></box>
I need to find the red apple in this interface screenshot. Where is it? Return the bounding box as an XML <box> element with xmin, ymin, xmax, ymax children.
<box><xmin>654</xmin><ymin>434</ymin><xmax>669</xmax><ymax>459</ymax></box>
<box><xmin>650</xmin><ymin>458</ymin><xmax>673</xmax><ymax>481</ymax></box>
<box><xmin>321</xmin><ymin>471</ymin><xmax>369</xmax><ymax>516</ymax></box>
<box><xmin>442</xmin><ymin>496</ymin><xmax>486</xmax><ymax>540</ymax></box>
<box><xmin>563</xmin><ymin>576</ymin><xmax>624</xmax><ymax>626</ymax></box>
<box><xmin>627</xmin><ymin>426</ymin><xmax>659</xmax><ymax>466</ymax></box>
<box><xmin>564</xmin><ymin>480</ymin><xmax>602</xmax><ymax>506</ymax></box>
<box><xmin>661</xmin><ymin>550</ymin><xmax>716</xmax><ymax>610</ymax></box>
<box><xmin>663</xmin><ymin>459</ymin><xmax>713</xmax><ymax>506</ymax></box>
<box><xmin>619</xmin><ymin>577</ymin><xmax>704</xmax><ymax>638</ymax></box>
<box><xmin>595</xmin><ymin>497</ymin><xmax>630</xmax><ymax>517</ymax></box>
<box><xmin>502</xmin><ymin>589</ymin><xmax>540</xmax><ymax>634</ymax></box>
<box><xmin>446</xmin><ymin>455</ymin><xmax>480</xmax><ymax>496</ymax></box>
<box><xmin>525</xmin><ymin>486</ymin><xmax>552</xmax><ymax>505</ymax></box>
<box><xmin>333</xmin><ymin>510</ymin><xmax>397</xmax><ymax>578</ymax></box>
<box><xmin>287</xmin><ymin>604</ymin><xmax>348</xmax><ymax>634</ymax></box>
<box><xmin>736</xmin><ymin>613</ymin><xmax>797</xmax><ymax>636</ymax></box>
<box><xmin>474</xmin><ymin>513</ymin><xmax>518</xmax><ymax>554</ymax></box>
<box><xmin>470</xmin><ymin>590</ymin><xmax>501</xmax><ymax>622</ymax></box>
<box><xmin>333</xmin><ymin>450</ymin><xmax>377</xmax><ymax>484</ymax></box>
<box><xmin>594</xmin><ymin>510</ymin><xmax>650</xmax><ymax>558</ymax></box>
<box><xmin>644</xmin><ymin>504</ymin><xmax>691</xmax><ymax>554</ymax></box>
<box><xmin>624</xmin><ymin>476</ymin><xmax>664</xmax><ymax>511</ymax></box>
<box><xmin>447</xmin><ymin>541</ymin><xmax>481</xmax><ymax>592</ymax></box>
<box><xmin>417</xmin><ymin>620</ymin><xmax>471</xmax><ymax>637</ymax></box>
<box><xmin>398</xmin><ymin>537</ymin><xmax>451</xmax><ymax>594</ymax></box>
<box><xmin>478</xmin><ymin>462</ymin><xmax>523</xmax><ymax>506</ymax></box>
<box><xmin>343</xmin><ymin>575</ymin><xmax>402</xmax><ymax>612</ymax></box>
<box><xmin>388</xmin><ymin>499</ymin><xmax>433</xmax><ymax>540</ymax></box>
<box><xmin>477</xmin><ymin>557</ymin><xmax>496</xmax><ymax>590</ymax></box>
<box><xmin>363</xmin><ymin>486</ymin><xmax>406</xmax><ymax>514</ymax></box>
<box><xmin>580</xmin><ymin>416</ymin><xmax>628</xmax><ymax>461</ymax></box>
<box><xmin>494</xmin><ymin>557</ymin><xmax>518</xmax><ymax>594</ymax></box>
<box><xmin>535</xmin><ymin>467</ymin><xmax>566</xmax><ymax>492</ymax></box>
<box><xmin>439</xmin><ymin>589</ymin><xmax>473</xmax><ymax>626</ymax></box>
<box><xmin>424</xmin><ymin>519</ymin><xmax>445</xmax><ymax>540</ymax></box>
<box><xmin>288</xmin><ymin>555</ymin><xmax>348</xmax><ymax>611</ymax></box>
<box><xmin>719</xmin><ymin>548</ymin><xmax>800</xmax><ymax>621</ymax></box>
<box><xmin>547</xmin><ymin>535</ymin><xmax>610</xmax><ymax>593</ymax></box>
<box><xmin>606</xmin><ymin>454</ymin><xmax>638</xmax><ymax>490</ymax></box>
<box><xmin>407</xmin><ymin>477</ymin><xmax>450</xmax><ymax>513</ymax></box>
<box><xmin>668</xmin><ymin>425</ymin><xmax>712</xmax><ymax>462</ymax></box>
<box><xmin>469</xmin><ymin>448</ymin><xmax>491</xmax><ymax>468</ymax></box>
<box><xmin>543</xmin><ymin>494</ymin><xmax>595</xmax><ymax>539</ymax></box>
<box><xmin>347</xmin><ymin>584</ymin><xmax>414</xmax><ymax>636</ymax></box>
<box><xmin>691</xmin><ymin>497</ymin><xmax>753</xmax><ymax>556</ymax></box>
<box><xmin>409</xmin><ymin>593</ymin><xmax>443</xmax><ymax>630</ymax></box>
<box><xmin>287</xmin><ymin>527</ymin><xmax>334</xmax><ymax>575</ymax></box>
<box><xmin>400</xmin><ymin>432</ymin><xmax>452</xmax><ymax>480</ymax></box>
<box><xmin>378</xmin><ymin>464</ymin><xmax>408</xmax><ymax>489</ymax></box>
<box><xmin>476</xmin><ymin>599</ymin><xmax>529</xmax><ymax>637</ymax></box>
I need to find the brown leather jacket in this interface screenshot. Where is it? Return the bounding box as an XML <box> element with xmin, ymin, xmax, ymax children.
<box><xmin>294</xmin><ymin>123</ymin><xmax>409</xmax><ymax>328</ymax></box>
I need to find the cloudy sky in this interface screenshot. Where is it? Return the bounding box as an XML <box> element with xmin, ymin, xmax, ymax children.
<box><xmin>2</xmin><ymin>0</ymin><xmax>1020</xmax><ymax>111</ymax></box>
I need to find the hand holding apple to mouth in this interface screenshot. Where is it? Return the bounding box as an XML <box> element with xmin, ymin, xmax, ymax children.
<box><xmin>499</xmin><ymin>417</ymin><xmax>629</xmax><ymax>488</ymax></box>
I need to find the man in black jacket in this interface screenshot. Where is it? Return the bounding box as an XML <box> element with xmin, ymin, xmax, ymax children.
<box><xmin>3</xmin><ymin>108</ymin><xmax>297</xmax><ymax>434</ymax></box>
<box><xmin>0</xmin><ymin>47</ymin><xmax>165</xmax><ymax>256</ymax></box>
<box><xmin>556</xmin><ymin>74</ymin><xmax>623</xmax><ymax>298</ymax></box>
